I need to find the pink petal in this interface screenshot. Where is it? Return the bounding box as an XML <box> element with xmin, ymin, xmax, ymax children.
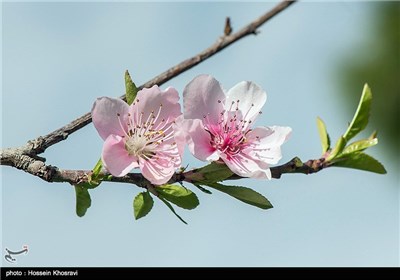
<box><xmin>92</xmin><ymin>97</ymin><xmax>129</xmax><ymax>140</ymax></box>
<box><xmin>183</xmin><ymin>75</ymin><xmax>225</xmax><ymax>123</ymax></box>
<box><xmin>163</xmin><ymin>148</ymin><xmax>182</xmax><ymax>168</ymax></box>
<box><xmin>172</xmin><ymin>115</ymin><xmax>186</xmax><ymax>159</ymax></box>
<box><xmin>183</xmin><ymin>118</ymin><xmax>219</xmax><ymax>161</ymax></box>
<box><xmin>130</xmin><ymin>85</ymin><xmax>181</xmax><ymax>127</ymax></box>
<box><xmin>152</xmin><ymin>138</ymin><xmax>182</xmax><ymax>168</ymax></box>
<box><xmin>225</xmin><ymin>81</ymin><xmax>266</xmax><ymax>124</ymax></box>
<box><xmin>244</xmin><ymin>126</ymin><xmax>292</xmax><ymax>165</ymax></box>
<box><xmin>139</xmin><ymin>157</ymin><xmax>175</xmax><ymax>185</ymax></box>
<box><xmin>102</xmin><ymin>134</ymin><xmax>139</xmax><ymax>176</ymax></box>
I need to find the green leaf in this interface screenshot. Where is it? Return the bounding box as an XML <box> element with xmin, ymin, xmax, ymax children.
<box><xmin>195</xmin><ymin>162</ymin><xmax>234</xmax><ymax>183</ymax></box>
<box><xmin>343</xmin><ymin>84</ymin><xmax>372</xmax><ymax>142</ymax></box>
<box><xmin>125</xmin><ymin>70</ymin><xmax>138</xmax><ymax>105</ymax></box>
<box><xmin>74</xmin><ymin>182</ymin><xmax>97</xmax><ymax>190</ymax></box>
<box><xmin>133</xmin><ymin>191</ymin><xmax>154</xmax><ymax>220</ymax></box>
<box><xmin>327</xmin><ymin>136</ymin><xmax>346</xmax><ymax>161</ymax></box>
<box><xmin>193</xmin><ymin>183</ymin><xmax>212</xmax><ymax>194</ymax></box>
<box><xmin>316</xmin><ymin>117</ymin><xmax>330</xmax><ymax>153</ymax></box>
<box><xmin>74</xmin><ymin>185</ymin><xmax>91</xmax><ymax>217</ymax></box>
<box><xmin>92</xmin><ymin>158</ymin><xmax>103</xmax><ymax>177</ymax></box>
<box><xmin>85</xmin><ymin>179</ymin><xmax>101</xmax><ymax>189</ymax></box>
<box><xmin>332</xmin><ymin>152</ymin><xmax>386</xmax><ymax>174</ymax></box>
<box><xmin>206</xmin><ymin>183</ymin><xmax>272</xmax><ymax>209</ymax></box>
<box><xmin>342</xmin><ymin>138</ymin><xmax>378</xmax><ymax>155</ymax></box>
<box><xmin>159</xmin><ymin>197</ymin><xmax>187</xmax><ymax>224</ymax></box>
<box><xmin>157</xmin><ymin>184</ymin><xmax>199</xmax><ymax>210</ymax></box>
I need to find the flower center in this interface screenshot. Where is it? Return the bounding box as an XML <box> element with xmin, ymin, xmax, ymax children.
<box><xmin>203</xmin><ymin>99</ymin><xmax>261</xmax><ymax>159</ymax></box>
<box><xmin>116</xmin><ymin>102</ymin><xmax>175</xmax><ymax>160</ymax></box>
<box><xmin>125</xmin><ymin>134</ymin><xmax>153</xmax><ymax>158</ymax></box>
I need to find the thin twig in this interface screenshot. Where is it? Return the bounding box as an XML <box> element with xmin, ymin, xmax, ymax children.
<box><xmin>24</xmin><ymin>0</ymin><xmax>296</xmax><ymax>155</ymax></box>
<box><xmin>1</xmin><ymin>1</ymin><xmax>297</xmax><ymax>186</ymax></box>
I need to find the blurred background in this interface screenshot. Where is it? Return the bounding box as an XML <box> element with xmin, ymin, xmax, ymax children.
<box><xmin>2</xmin><ymin>1</ymin><xmax>399</xmax><ymax>266</ymax></box>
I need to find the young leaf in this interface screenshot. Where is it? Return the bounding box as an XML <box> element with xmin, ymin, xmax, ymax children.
<box><xmin>88</xmin><ymin>158</ymin><xmax>113</xmax><ymax>187</ymax></box>
<box><xmin>133</xmin><ymin>191</ymin><xmax>154</xmax><ymax>220</ymax></box>
<box><xmin>316</xmin><ymin>117</ymin><xmax>330</xmax><ymax>153</ymax></box>
<box><xmin>327</xmin><ymin>136</ymin><xmax>346</xmax><ymax>161</ymax></box>
<box><xmin>159</xmin><ymin>197</ymin><xmax>187</xmax><ymax>224</ymax></box>
<box><xmin>368</xmin><ymin>130</ymin><xmax>378</xmax><ymax>140</ymax></box>
<box><xmin>331</xmin><ymin>152</ymin><xmax>386</xmax><ymax>174</ymax></box>
<box><xmin>125</xmin><ymin>70</ymin><xmax>138</xmax><ymax>105</ymax></box>
<box><xmin>342</xmin><ymin>138</ymin><xmax>378</xmax><ymax>155</ymax></box>
<box><xmin>156</xmin><ymin>184</ymin><xmax>199</xmax><ymax>210</ymax></box>
<box><xmin>87</xmin><ymin>158</ymin><xmax>104</xmax><ymax>186</ymax></box>
<box><xmin>195</xmin><ymin>162</ymin><xmax>234</xmax><ymax>183</ymax></box>
<box><xmin>92</xmin><ymin>158</ymin><xmax>103</xmax><ymax>177</ymax></box>
<box><xmin>74</xmin><ymin>185</ymin><xmax>91</xmax><ymax>217</ymax></box>
<box><xmin>343</xmin><ymin>84</ymin><xmax>372</xmax><ymax>142</ymax></box>
<box><xmin>206</xmin><ymin>183</ymin><xmax>273</xmax><ymax>209</ymax></box>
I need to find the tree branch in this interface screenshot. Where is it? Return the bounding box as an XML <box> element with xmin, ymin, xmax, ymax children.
<box><xmin>0</xmin><ymin>151</ymin><xmax>329</xmax><ymax>188</ymax></box>
<box><xmin>1</xmin><ymin>1</ymin><xmax>297</xmax><ymax>185</ymax></box>
<box><xmin>23</xmin><ymin>0</ymin><xmax>296</xmax><ymax>155</ymax></box>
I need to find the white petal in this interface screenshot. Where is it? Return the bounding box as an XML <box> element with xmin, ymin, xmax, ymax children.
<box><xmin>247</xmin><ymin>126</ymin><xmax>292</xmax><ymax>147</ymax></box>
<box><xmin>220</xmin><ymin>153</ymin><xmax>271</xmax><ymax>179</ymax></box>
<box><xmin>225</xmin><ymin>81</ymin><xmax>266</xmax><ymax>124</ymax></box>
<box><xmin>244</xmin><ymin>126</ymin><xmax>292</xmax><ymax>165</ymax></box>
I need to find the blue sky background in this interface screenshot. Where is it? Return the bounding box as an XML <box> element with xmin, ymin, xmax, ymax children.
<box><xmin>2</xmin><ymin>1</ymin><xmax>399</xmax><ymax>266</ymax></box>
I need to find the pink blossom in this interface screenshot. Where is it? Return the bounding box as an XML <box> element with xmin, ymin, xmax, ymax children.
<box><xmin>91</xmin><ymin>86</ymin><xmax>183</xmax><ymax>185</ymax></box>
<box><xmin>182</xmin><ymin>75</ymin><xmax>291</xmax><ymax>179</ymax></box>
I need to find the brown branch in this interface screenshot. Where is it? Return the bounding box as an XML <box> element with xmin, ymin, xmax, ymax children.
<box><xmin>23</xmin><ymin>0</ymin><xmax>296</xmax><ymax>155</ymax></box>
<box><xmin>1</xmin><ymin>1</ymin><xmax>297</xmax><ymax>186</ymax></box>
<box><xmin>0</xmin><ymin>149</ymin><xmax>329</xmax><ymax>188</ymax></box>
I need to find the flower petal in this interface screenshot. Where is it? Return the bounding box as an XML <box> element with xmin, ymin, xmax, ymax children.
<box><xmin>152</xmin><ymin>137</ymin><xmax>182</xmax><ymax>168</ymax></box>
<box><xmin>183</xmin><ymin>74</ymin><xmax>225</xmax><ymax>123</ymax></box>
<box><xmin>139</xmin><ymin>157</ymin><xmax>175</xmax><ymax>185</ymax></box>
<box><xmin>221</xmin><ymin>153</ymin><xmax>271</xmax><ymax>179</ymax></box>
<box><xmin>161</xmin><ymin>148</ymin><xmax>182</xmax><ymax>168</ymax></box>
<box><xmin>225</xmin><ymin>81</ymin><xmax>266</xmax><ymax>124</ymax></box>
<box><xmin>102</xmin><ymin>134</ymin><xmax>139</xmax><ymax>176</ymax></box>
<box><xmin>183</xmin><ymin>118</ymin><xmax>219</xmax><ymax>161</ymax></box>
<box><xmin>92</xmin><ymin>97</ymin><xmax>129</xmax><ymax>140</ymax></box>
<box><xmin>244</xmin><ymin>126</ymin><xmax>292</xmax><ymax>165</ymax></box>
<box><xmin>172</xmin><ymin>115</ymin><xmax>186</xmax><ymax>159</ymax></box>
<box><xmin>130</xmin><ymin>85</ymin><xmax>181</xmax><ymax>127</ymax></box>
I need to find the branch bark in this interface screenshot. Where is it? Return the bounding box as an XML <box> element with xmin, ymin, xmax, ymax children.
<box><xmin>0</xmin><ymin>150</ymin><xmax>330</xmax><ymax>188</ymax></box>
<box><xmin>1</xmin><ymin>1</ymin><xmax>298</xmax><ymax>186</ymax></box>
